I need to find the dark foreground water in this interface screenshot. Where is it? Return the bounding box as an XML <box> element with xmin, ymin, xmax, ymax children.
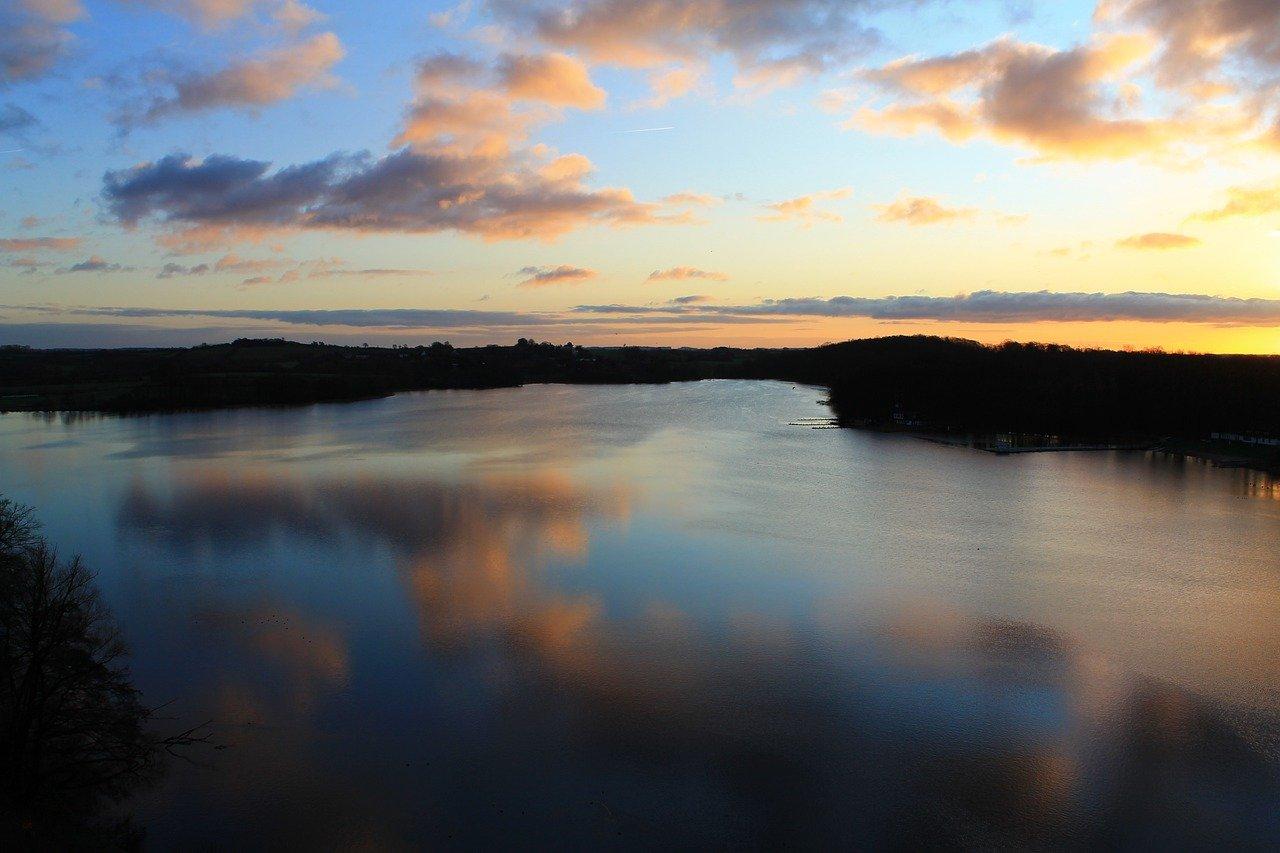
<box><xmin>2</xmin><ymin>381</ymin><xmax>1279</xmax><ymax>849</ymax></box>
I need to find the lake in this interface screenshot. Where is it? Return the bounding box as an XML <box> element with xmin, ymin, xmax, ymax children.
<box><xmin>2</xmin><ymin>380</ymin><xmax>1279</xmax><ymax>849</ymax></box>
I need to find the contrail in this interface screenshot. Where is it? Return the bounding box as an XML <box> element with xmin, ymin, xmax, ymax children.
<box><xmin>0</xmin><ymin>148</ymin><xmax>24</xmax><ymax>155</ymax></box>
<box><xmin>613</xmin><ymin>126</ymin><xmax>675</xmax><ymax>134</ymax></box>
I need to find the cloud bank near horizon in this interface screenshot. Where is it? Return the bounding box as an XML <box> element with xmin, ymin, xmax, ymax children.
<box><xmin>8</xmin><ymin>291</ymin><xmax>1280</xmax><ymax>344</ymax></box>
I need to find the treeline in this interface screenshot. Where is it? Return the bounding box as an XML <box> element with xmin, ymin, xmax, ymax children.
<box><xmin>4</xmin><ymin>335</ymin><xmax>1280</xmax><ymax>442</ymax></box>
<box><xmin>753</xmin><ymin>337</ymin><xmax>1280</xmax><ymax>440</ymax></box>
<box><xmin>0</xmin><ymin>338</ymin><xmax>753</xmax><ymax>413</ymax></box>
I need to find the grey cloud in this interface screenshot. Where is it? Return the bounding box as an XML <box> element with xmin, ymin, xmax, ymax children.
<box><xmin>486</xmin><ymin>0</ymin><xmax>896</xmax><ymax>87</ymax></box>
<box><xmin>0</xmin><ymin>7</ymin><xmax>74</xmax><ymax>86</ymax></box>
<box><xmin>103</xmin><ymin>151</ymin><xmax>347</xmax><ymax>226</ymax></box>
<box><xmin>517</xmin><ymin>264</ymin><xmax>597</xmax><ymax>286</ymax></box>
<box><xmin>131</xmin><ymin>32</ymin><xmax>344</xmax><ymax>126</ymax></box>
<box><xmin>11</xmin><ymin>305</ymin><xmax>778</xmax><ymax>330</ymax></box>
<box><xmin>60</xmin><ymin>255</ymin><xmax>132</xmax><ymax>273</ymax></box>
<box><xmin>0</xmin><ymin>236</ymin><xmax>80</xmax><ymax>251</ymax></box>
<box><xmin>575</xmin><ymin>290</ymin><xmax>1280</xmax><ymax>325</ymax></box>
<box><xmin>0</xmin><ymin>103</ymin><xmax>37</xmax><ymax>134</ymax></box>
<box><xmin>1105</xmin><ymin>0</ymin><xmax>1280</xmax><ymax>85</ymax></box>
<box><xmin>102</xmin><ymin>147</ymin><xmax>673</xmax><ymax>241</ymax></box>
<box><xmin>157</xmin><ymin>261</ymin><xmax>211</xmax><ymax>278</ymax></box>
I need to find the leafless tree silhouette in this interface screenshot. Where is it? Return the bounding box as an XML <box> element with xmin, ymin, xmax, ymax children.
<box><xmin>0</xmin><ymin>497</ymin><xmax>211</xmax><ymax>847</ymax></box>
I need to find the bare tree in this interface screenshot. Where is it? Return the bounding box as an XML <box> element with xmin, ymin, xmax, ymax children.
<box><xmin>0</xmin><ymin>498</ymin><xmax>210</xmax><ymax>846</ymax></box>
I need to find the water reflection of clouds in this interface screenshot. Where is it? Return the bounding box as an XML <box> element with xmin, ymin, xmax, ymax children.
<box><xmin>117</xmin><ymin>471</ymin><xmax>1280</xmax><ymax>847</ymax></box>
<box><xmin>118</xmin><ymin>469</ymin><xmax>632</xmax><ymax>557</ymax></box>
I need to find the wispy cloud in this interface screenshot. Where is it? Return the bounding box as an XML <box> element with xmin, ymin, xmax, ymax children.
<box><xmin>1116</xmin><ymin>232</ymin><xmax>1201</xmax><ymax>250</ymax></box>
<box><xmin>759</xmin><ymin>188</ymin><xmax>851</xmax><ymax>225</ymax></box>
<box><xmin>647</xmin><ymin>266</ymin><xmax>728</xmax><ymax>282</ymax></box>
<box><xmin>60</xmin><ymin>255</ymin><xmax>131</xmax><ymax>273</ymax></box>
<box><xmin>129</xmin><ymin>32</ymin><xmax>345</xmax><ymax>126</ymax></box>
<box><xmin>1191</xmin><ymin>181</ymin><xmax>1280</xmax><ymax>222</ymax></box>
<box><xmin>873</xmin><ymin>195</ymin><xmax>979</xmax><ymax>226</ymax></box>
<box><xmin>517</xmin><ymin>264</ymin><xmax>597</xmax><ymax>286</ymax></box>
<box><xmin>0</xmin><ymin>236</ymin><xmax>81</xmax><ymax>251</ymax></box>
<box><xmin>575</xmin><ymin>290</ymin><xmax>1280</xmax><ymax>325</ymax></box>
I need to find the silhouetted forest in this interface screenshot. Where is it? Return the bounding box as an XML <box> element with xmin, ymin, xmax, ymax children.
<box><xmin>754</xmin><ymin>337</ymin><xmax>1280</xmax><ymax>440</ymax></box>
<box><xmin>4</xmin><ymin>335</ymin><xmax>1280</xmax><ymax>458</ymax></box>
<box><xmin>0</xmin><ymin>338</ymin><xmax>751</xmax><ymax>413</ymax></box>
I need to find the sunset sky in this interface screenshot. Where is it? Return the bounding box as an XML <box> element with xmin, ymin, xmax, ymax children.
<box><xmin>2</xmin><ymin>0</ymin><xmax>1280</xmax><ymax>351</ymax></box>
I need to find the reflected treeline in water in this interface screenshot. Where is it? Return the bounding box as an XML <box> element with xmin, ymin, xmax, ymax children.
<box><xmin>0</xmin><ymin>498</ymin><xmax>208</xmax><ymax>849</ymax></box>
<box><xmin>114</xmin><ymin>472</ymin><xmax>1280</xmax><ymax>848</ymax></box>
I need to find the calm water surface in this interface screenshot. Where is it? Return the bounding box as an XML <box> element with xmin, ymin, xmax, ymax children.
<box><xmin>2</xmin><ymin>381</ymin><xmax>1279</xmax><ymax>849</ymax></box>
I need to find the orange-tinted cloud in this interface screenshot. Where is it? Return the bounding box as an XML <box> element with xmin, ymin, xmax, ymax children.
<box><xmin>488</xmin><ymin>0</ymin><xmax>888</xmax><ymax>93</ymax></box>
<box><xmin>396</xmin><ymin>52</ymin><xmax>604</xmax><ymax>157</ymax></box>
<box><xmin>106</xmin><ymin>41</ymin><xmax>690</xmax><ymax>245</ymax></box>
<box><xmin>1</xmin><ymin>0</ymin><xmax>79</xmax><ymax>84</ymax></box>
<box><xmin>635</xmin><ymin>64</ymin><xmax>707</xmax><ymax>109</ymax></box>
<box><xmin>0</xmin><ymin>236</ymin><xmax>81</xmax><ymax>251</ymax></box>
<box><xmin>853</xmin><ymin>34</ymin><xmax>1245</xmax><ymax>162</ymax></box>
<box><xmin>760</xmin><ymin>188</ymin><xmax>851</xmax><ymax>225</ymax></box>
<box><xmin>498</xmin><ymin>52</ymin><xmax>606</xmax><ymax>110</ymax></box>
<box><xmin>138</xmin><ymin>31</ymin><xmax>344</xmax><ymax>123</ymax></box>
<box><xmin>104</xmin><ymin>145</ymin><xmax>683</xmax><ymax>244</ymax></box>
<box><xmin>1191</xmin><ymin>181</ymin><xmax>1280</xmax><ymax>221</ymax></box>
<box><xmin>1116</xmin><ymin>231</ymin><xmax>1202</xmax><ymax>250</ymax></box>
<box><xmin>121</xmin><ymin>0</ymin><xmax>317</xmax><ymax>31</ymax></box>
<box><xmin>662</xmin><ymin>191</ymin><xmax>719</xmax><ymax>207</ymax></box>
<box><xmin>647</xmin><ymin>266</ymin><xmax>728</xmax><ymax>282</ymax></box>
<box><xmin>1099</xmin><ymin>0</ymin><xmax>1280</xmax><ymax>93</ymax></box>
<box><xmin>873</xmin><ymin>195</ymin><xmax>979</xmax><ymax>226</ymax></box>
<box><xmin>518</xmin><ymin>264</ymin><xmax>597</xmax><ymax>286</ymax></box>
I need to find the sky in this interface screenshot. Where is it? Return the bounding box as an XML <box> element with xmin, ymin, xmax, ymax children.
<box><xmin>2</xmin><ymin>0</ymin><xmax>1280</xmax><ymax>352</ymax></box>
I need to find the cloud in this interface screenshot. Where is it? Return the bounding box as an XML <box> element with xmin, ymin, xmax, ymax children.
<box><xmin>190</xmin><ymin>256</ymin><xmax>434</xmax><ymax>283</ymax></box>
<box><xmin>157</xmin><ymin>261</ymin><xmax>211</xmax><ymax>278</ymax></box>
<box><xmin>635</xmin><ymin>64</ymin><xmax>707</xmax><ymax>109</ymax></box>
<box><xmin>0</xmin><ymin>103</ymin><xmax>38</xmax><ymax>134</ymax></box>
<box><xmin>760</xmin><ymin>188</ymin><xmax>851</xmax><ymax>225</ymax></box>
<box><xmin>647</xmin><ymin>266</ymin><xmax>728</xmax><ymax>282</ymax></box>
<box><xmin>102</xmin><ymin>146</ymin><xmax>682</xmax><ymax>243</ymax></box>
<box><xmin>61</xmin><ymin>254</ymin><xmax>129</xmax><ymax>273</ymax></box>
<box><xmin>517</xmin><ymin>264</ymin><xmax>597</xmax><ymax>286</ymax></box>
<box><xmin>6</xmin><ymin>255</ymin><xmax>48</xmax><ymax>272</ymax></box>
<box><xmin>120</xmin><ymin>1</ymin><xmax>321</xmax><ymax>31</ymax></box>
<box><xmin>1099</xmin><ymin>0</ymin><xmax>1280</xmax><ymax>91</ymax></box>
<box><xmin>134</xmin><ymin>31</ymin><xmax>344</xmax><ymax>124</ymax></box>
<box><xmin>17</xmin><ymin>304</ymin><xmax>762</xmax><ymax>329</ymax></box>
<box><xmin>486</xmin><ymin>0</ymin><xmax>895</xmax><ymax>92</ymax></box>
<box><xmin>213</xmin><ymin>252</ymin><xmax>286</xmax><ymax>273</ymax></box>
<box><xmin>670</xmin><ymin>294</ymin><xmax>710</xmax><ymax>304</ymax></box>
<box><xmin>395</xmin><ymin>50</ymin><xmax>609</xmax><ymax>159</ymax></box>
<box><xmin>572</xmin><ymin>290</ymin><xmax>1280</xmax><ymax>325</ymax></box>
<box><xmin>497</xmin><ymin>52</ymin><xmax>605</xmax><ymax>110</ymax></box>
<box><xmin>0</xmin><ymin>236</ymin><xmax>80</xmax><ymax>251</ymax></box>
<box><xmin>1191</xmin><ymin>181</ymin><xmax>1280</xmax><ymax>221</ymax></box>
<box><xmin>662</xmin><ymin>191</ymin><xmax>719</xmax><ymax>207</ymax></box>
<box><xmin>273</xmin><ymin>0</ymin><xmax>324</xmax><ymax>32</ymax></box>
<box><xmin>307</xmin><ymin>266</ymin><xmax>434</xmax><ymax>279</ymax></box>
<box><xmin>853</xmin><ymin>34</ymin><xmax>1246</xmax><ymax>162</ymax></box>
<box><xmin>0</xmin><ymin>1</ymin><xmax>79</xmax><ymax>85</ymax></box>
<box><xmin>873</xmin><ymin>195</ymin><xmax>979</xmax><ymax>225</ymax></box>
<box><xmin>1116</xmin><ymin>231</ymin><xmax>1202</xmax><ymax>250</ymax></box>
